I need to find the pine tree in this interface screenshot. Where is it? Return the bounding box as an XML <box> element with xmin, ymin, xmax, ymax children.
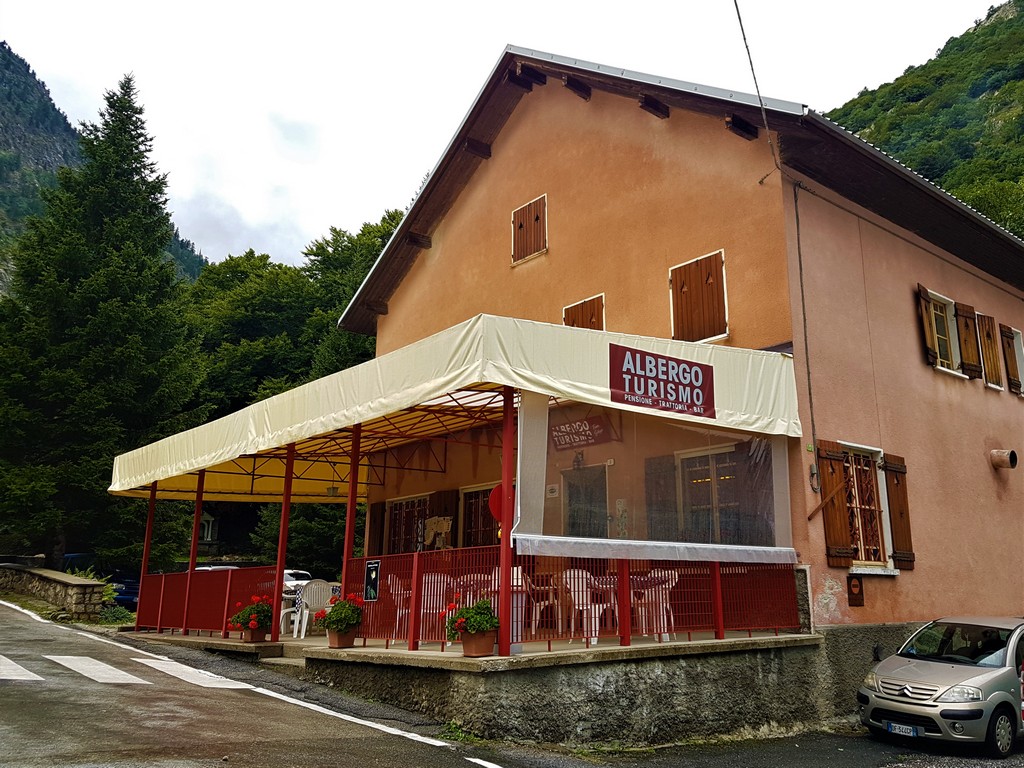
<box><xmin>0</xmin><ymin>75</ymin><xmax>206</xmax><ymax>563</ymax></box>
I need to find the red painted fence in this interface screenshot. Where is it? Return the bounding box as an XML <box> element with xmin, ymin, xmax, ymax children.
<box><xmin>135</xmin><ymin>551</ymin><xmax>800</xmax><ymax>650</ymax></box>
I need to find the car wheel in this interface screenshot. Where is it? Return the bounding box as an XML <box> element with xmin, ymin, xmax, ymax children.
<box><xmin>986</xmin><ymin>707</ymin><xmax>1016</xmax><ymax>759</ymax></box>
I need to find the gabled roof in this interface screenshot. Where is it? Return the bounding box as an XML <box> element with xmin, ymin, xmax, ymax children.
<box><xmin>340</xmin><ymin>45</ymin><xmax>1024</xmax><ymax>336</ymax></box>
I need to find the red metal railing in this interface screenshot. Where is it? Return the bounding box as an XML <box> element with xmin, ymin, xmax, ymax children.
<box><xmin>135</xmin><ymin>566</ymin><xmax>277</xmax><ymax>636</ymax></box>
<box><xmin>136</xmin><ymin>557</ymin><xmax>800</xmax><ymax>648</ymax></box>
<box><xmin>341</xmin><ymin>551</ymin><xmax>801</xmax><ymax>651</ymax></box>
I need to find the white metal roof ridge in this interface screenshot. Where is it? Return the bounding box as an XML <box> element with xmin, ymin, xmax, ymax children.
<box><xmin>504</xmin><ymin>44</ymin><xmax>808</xmax><ymax>116</ymax></box>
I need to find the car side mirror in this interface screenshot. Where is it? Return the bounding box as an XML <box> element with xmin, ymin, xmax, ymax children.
<box><xmin>872</xmin><ymin>642</ymin><xmax>883</xmax><ymax>662</ymax></box>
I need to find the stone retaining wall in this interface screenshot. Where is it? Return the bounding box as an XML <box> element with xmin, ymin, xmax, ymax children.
<box><xmin>305</xmin><ymin>622</ymin><xmax>920</xmax><ymax>746</ymax></box>
<box><xmin>0</xmin><ymin>564</ymin><xmax>106</xmax><ymax>621</ymax></box>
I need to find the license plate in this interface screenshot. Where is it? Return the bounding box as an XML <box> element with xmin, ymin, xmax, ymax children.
<box><xmin>887</xmin><ymin>722</ymin><xmax>918</xmax><ymax>737</ymax></box>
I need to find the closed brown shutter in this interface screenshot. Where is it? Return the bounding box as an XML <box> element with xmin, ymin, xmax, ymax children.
<box><xmin>917</xmin><ymin>284</ymin><xmax>938</xmax><ymax>366</ymax></box>
<box><xmin>563</xmin><ymin>296</ymin><xmax>604</xmax><ymax>330</ymax></box>
<box><xmin>670</xmin><ymin>251</ymin><xmax>726</xmax><ymax>341</ymax></box>
<box><xmin>644</xmin><ymin>455</ymin><xmax>678</xmax><ymax>541</ymax></box>
<box><xmin>1000</xmin><ymin>324</ymin><xmax>1022</xmax><ymax>395</ymax></box>
<box><xmin>511</xmin><ymin>196</ymin><xmax>547</xmax><ymax>262</ymax></box>
<box><xmin>955</xmin><ymin>302</ymin><xmax>983</xmax><ymax>379</ymax></box>
<box><xmin>817</xmin><ymin>439</ymin><xmax>853</xmax><ymax>568</ymax></box>
<box><xmin>882</xmin><ymin>454</ymin><xmax>914</xmax><ymax>570</ymax></box>
<box><xmin>366</xmin><ymin>502</ymin><xmax>386</xmax><ymax>557</ymax></box>
<box><xmin>977</xmin><ymin>314</ymin><xmax>1002</xmax><ymax>387</ymax></box>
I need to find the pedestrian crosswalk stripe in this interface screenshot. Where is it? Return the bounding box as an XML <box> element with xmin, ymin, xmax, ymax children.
<box><xmin>133</xmin><ymin>658</ymin><xmax>252</xmax><ymax>689</ymax></box>
<box><xmin>0</xmin><ymin>654</ymin><xmax>43</xmax><ymax>681</ymax></box>
<box><xmin>44</xmin><ymin>655</ymin><xmax>151</xmax><ymax>684</ymax></box>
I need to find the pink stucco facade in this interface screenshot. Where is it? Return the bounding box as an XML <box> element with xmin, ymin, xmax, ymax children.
<box><xmin>364</xmin><ymin>55</ymin><xmax>1024</xmax><ymax>630</ymax></box>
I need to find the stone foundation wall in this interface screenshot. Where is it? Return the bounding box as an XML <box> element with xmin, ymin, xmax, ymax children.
<box><xmin>0</xmin><ymin>564</ymin><xmax>106</xmax><ymax>621</ymax></box>
<box><xmin>306</xmin><ymin>623</ymin><xmax>922</xmax><ymax>746</ymax></box>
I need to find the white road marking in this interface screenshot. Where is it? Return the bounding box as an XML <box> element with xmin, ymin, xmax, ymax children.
<box><xmin>0</xmin><ymin>599</ymin><xmax>49</xmax><ymax>622</ymax></box>
<box><xmin>133</xmin><ymin>658</ymin><xmax>253</xmax><ymax>688</ymax></box>
<box><xmin>44</xmin><ymin>655</ymin><xmax>151</xmax><ymax>684</ymax></box>
<box><xmin>465</xmin><ymin>758</ymin><xmax>506</xmax><ymax>768</ymax></box>
<box><xmin>75</xmin><ymin>631</ymin><xmax>168</xmax><ymax>659</ymax></box>
<box><xmin>253</xmin><ymin>687</ymin><xmax>452</xmax><ymax>748</ymax></box>
<box><xmin>0</xmin><ymin>654</ymin><xmax>43</xmax><ymax>680</ymax></box>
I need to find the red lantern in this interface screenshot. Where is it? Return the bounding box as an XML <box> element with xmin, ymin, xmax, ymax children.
<box><xmin>488</xmin><ymin>484</ymin><xmax>503</xmax><ymax>521</ymax></box>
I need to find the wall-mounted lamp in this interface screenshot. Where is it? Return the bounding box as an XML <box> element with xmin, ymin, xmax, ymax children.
<box><xmin>572</xmin><ymin>451</ymin><xmax>584</xmax><ymax>470</ymax></box>
<box><xmin>990</xmin><ymin>450</ymin><xmax>1018</xmax><ymax>470</ymax></box>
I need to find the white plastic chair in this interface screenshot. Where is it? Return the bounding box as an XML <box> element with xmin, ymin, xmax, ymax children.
<box><xmin>524</xmin><ymin>573</ymin><xmax>558</xmax><ymax>636</ymax></box>
<box><xmin>295</xmin><ymin>579</ymin><xmax>333</xmax><ymax>638</ymax></box>
<box><xmin>387</xmin><ymin>574</ymin><xmax>412</xmax><ymax>639</ymax></box>
<box><xmin>631</xmin><ymin>569</ymin><xmax>678</xmax><ymax>641</ymax></box>
<box><xmin>419</xmin><ymin>572</ymin><xmax>454</xmax><ymax>642</ymax></box>
<box><xmin>561</xmin><ymin>569</ymin><xmax>613</xmax><ymax>645</ymax></box>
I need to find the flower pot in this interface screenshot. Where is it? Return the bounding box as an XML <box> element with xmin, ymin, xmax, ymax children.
<box><xmin>241</xmin><ymin>628</ymin><xmax>267</xmax><ymax>643</ymax></box>
<box><xmin>326</xmin><ymin>627</ymin><xmax>358</xmax><ymax>648</ymax></box>
<box><xmin>460</xmin><ymin>629</ymin><xmax>497</xmax><ymax>657</ymax></box>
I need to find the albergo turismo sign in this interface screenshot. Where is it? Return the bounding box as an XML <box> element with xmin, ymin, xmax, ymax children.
<box><xmin>609</xmin><ymin>343</ymin><xmax>716</xmax><ymax>418</ymax></box>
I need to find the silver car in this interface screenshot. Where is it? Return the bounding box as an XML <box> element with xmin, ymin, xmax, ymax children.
<box><xmin>858</xmin><ymin>616</ymin><xmax>1024</xmax><ymax>758</ymax></box>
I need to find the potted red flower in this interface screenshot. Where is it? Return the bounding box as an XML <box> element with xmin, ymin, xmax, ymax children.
<box><xmin>227</xmin><ymin>594</ymin><xmax>274</xmax><ymax>642</ymax></box>
<box><xmin>445</xmin><ymin>599</ymin><xmax>499</xmax><ymax>657</ymax></box>
<box><xmin>314</xmin><ymin>593</ymin><xmax>365</xmax><ymax>648</ymax></box>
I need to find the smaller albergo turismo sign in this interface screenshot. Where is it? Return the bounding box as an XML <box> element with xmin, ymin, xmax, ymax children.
<box><xmin>549</xmin><ymin>415</ymin><xmax>613</xmax><ymax>451</ymax></box>
<box><xmin>609</xmin><ymin>343</ymin><xmax>715</xmax><ymax>418</ymax></box>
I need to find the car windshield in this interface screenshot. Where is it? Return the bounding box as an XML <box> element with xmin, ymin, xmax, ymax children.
<box><xmin>899</xmin><ymin>621</ymin><xmax>1010</xmax><ymax>667</ymax></box>
<box><xmin>285</xmin><ymin>571</ymin><xmax>311</xmax><ymax>581</ymax></box>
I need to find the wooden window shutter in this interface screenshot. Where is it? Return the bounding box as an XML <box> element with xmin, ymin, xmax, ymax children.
<box><xmin>954</xmin><ymin>302</ymin><xmax>983</xmax><ymax>379</ymax></box>
<box><xmin>882</xmin><ymin>454</ymin><xmax>914</xmax><ymax>570</ymax></box>
<box><xmin>977</xmin><ymin>314</ymin><xmax>1002</xmax><ymax>387</ymax></box>
<box><xmin>367</xmin><ymin>501</ymin><xmax>386</xmax><ymax>556</ymax></box>
<box><xmin>917</xmin><ymin>284</ymin><xmax>938</xmax><ymax>367</ymax></box>
<box><xmin>563</xmin><ymin>296</ymin><xmax>604</xmax><ymax>330</ymax></box>
<box><xmin>816</xmin><ymin>439</ymin><xmax>854</xmax><ymax>567</ymax></box>
<box><xmin>644</xmin><ymin>455</ymin><xmax>679</xmax><ymax>541</ymax></box>
<box><xmin>671</xmin><ymin>251</ymin><xmax>726</xmax><ymax>341</ymax></box>
<box><xmin>511</xmin><ymin>196</ymin><xmax>547</xmax><ymax>263</ymax></box>
<box><xmin>1000</xmin><ymin>324</ymin><xmax>1022</xmax><ymax>394</ymax></box>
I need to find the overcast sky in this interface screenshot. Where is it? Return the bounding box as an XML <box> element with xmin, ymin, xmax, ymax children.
<box><xmin>1</xmin><ymin>1</ymin><xmax>1000</xmax><ymax>264</ymax></box>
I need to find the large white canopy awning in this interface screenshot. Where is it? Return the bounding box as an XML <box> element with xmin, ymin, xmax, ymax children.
<box><xmin>109</xmin><ymin>314</ymin><xmax>801</xmax><ymax>503</ymax></box>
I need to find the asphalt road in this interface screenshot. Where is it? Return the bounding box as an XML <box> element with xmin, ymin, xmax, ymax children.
<box><xmin>5</xmin><ymin>600</ymin><xmax>1024</xmax><ymax>768</ymax></box>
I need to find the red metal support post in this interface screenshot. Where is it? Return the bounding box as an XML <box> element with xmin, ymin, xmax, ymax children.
<box><xmin>271</xmin><ymin>443</ymin><xmax>296</xmax><ymax>642</ymax></box>
<box><xmin>616</xmin><ymin>558</ymin><xmax>632</xmax><ymax>646</ymax></box>
<box><xmin>181</xmin><ymin>470</ymin><xmax>205</xmax><ymax>634</ymax></box>
<box><xmin>498</xmin><ymin>386</ymin><xmax>515</xmax><ymax>656</ymax></box>
<box><xmin>408</xmin><ymin>552</ymin><xmax>422</xmax><ymax>651</ymax></box>
<box><xmin>136</xmin><ymin>482</ymin><xmax>157</xmax><ymax>632</ymax></box>
<box><xmin>711</xmin><ymin>561</ymin><xmax>725</xmax><ymax>640</ymax></box>
<box><xmin>341</xmin><ymin>424</ymin><xmax>362</xmax><ymax>592</ymax></box>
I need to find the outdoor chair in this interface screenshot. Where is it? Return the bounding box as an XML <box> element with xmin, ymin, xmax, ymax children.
<box><xmin>523</xmin><ymin>572</ymin><xmax>558</xmax><ymax>637</ymax></box>
<box><xmin>561</xmin><ymin>569</ymin><xmax>614</xmax><ymax>645</ymax></box>
<box><xmin>295</xmin><ymin>578</ymin><xmax>333</xmax><ymax>639</ymax></box>
<box><xmin>387</xmin><ymin>574</ymin><xmax>412</xmax><ymax>639</ymax></box>
<box><xmin>631</xmin><ymin>568</ymin><xmax>678</xmax><ymax>640</ymax></box>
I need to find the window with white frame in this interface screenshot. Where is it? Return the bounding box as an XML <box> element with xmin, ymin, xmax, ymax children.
<box><xmin>816</xmin><ymin>439</ymin><xmax>915</xmax><ymax>571</ymax></box>
<box><xmin>1000</xmin><ymin>324</ymin><xmax>1023</xmax><ymax>395</ymax></box>
<box><xmin>916</xmin><ymin>284</ymin><xmax>982</xmax><ymax>379</ymax></box>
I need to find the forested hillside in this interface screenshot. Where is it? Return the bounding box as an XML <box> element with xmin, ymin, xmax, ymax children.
<box><xmin>828</xmin><ymin>1</ymin><xmax>1024</xmax><ymax>237</ymax></box>
<box><xmin>0</xmin><ymin>49</ymin><xmax>400</xmax><ymax>578</ymax></box>
<box><xmin>0</xmin><ymin>41</ymin><xmax>205</xmax><ymax>279</ymax></box>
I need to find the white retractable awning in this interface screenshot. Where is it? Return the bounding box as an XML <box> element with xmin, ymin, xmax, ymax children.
<box><xmin>109</xmin><ymin>314</ymin><xmax>801</xmax><ymax>502</ymax></box>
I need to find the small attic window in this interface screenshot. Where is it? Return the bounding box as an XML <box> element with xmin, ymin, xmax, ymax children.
<box><xmin>511</xmin><ymin>195</ymin><xmax>547</xmax><ymax>263</ymax></box>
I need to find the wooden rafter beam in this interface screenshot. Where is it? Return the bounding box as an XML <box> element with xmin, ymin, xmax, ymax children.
<box><xmin>406</xmin><ymin>232</ymin><xmax>432</xmax><ymax>249</ymax></box>
<box><xmin>463</xmin><ymin>138</ymin><xmax>492</xmax><ymax>159</ymax></box>
<box><xmin>563</xmin><ymin>75</ymin><xmax>591</xmax><ymax>101</ymax></box>
<box><xmin>639</xmin><ymin>94</ymin><xmax>669</xmax><ymax>119</ymax></box>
